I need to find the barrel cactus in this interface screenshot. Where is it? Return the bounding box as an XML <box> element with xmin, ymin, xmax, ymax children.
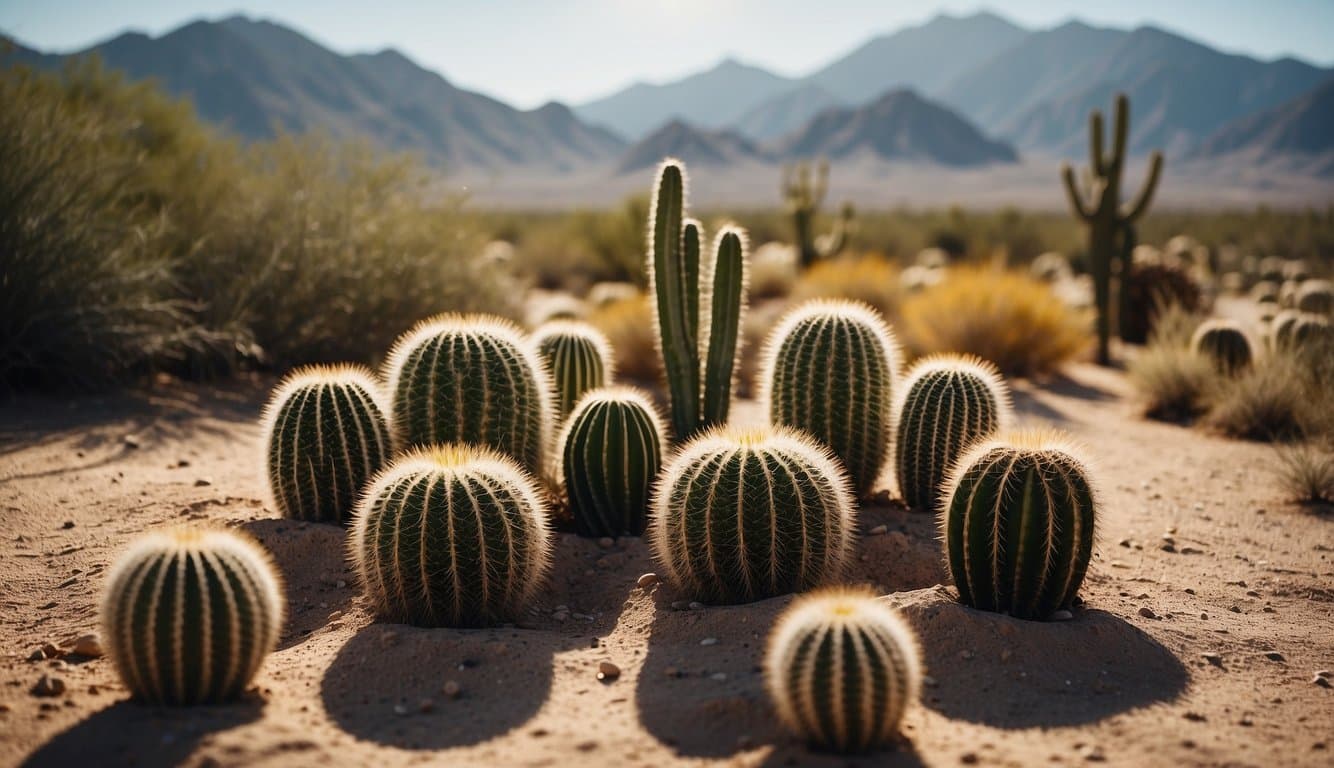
<box><xmin>260</xmin><ymin>365</ymin><xmax>392</xmax><ymax>525</ymax></box>
<box><xmin>648</xmin><ymin>426</ymin><xmax>855</xmax><ymax>604</ymax></box>
<box><xmin>1190</xmin><ymin>320</ymin><xmax>1253</xmax><ymax>375</ymax></box>
<box><xmin>942</xmin><ymin>432</ymin><xmax>1097</xmax><ymax>620</ymax></box>
<box><xmin>532</xmin><ymin>321</ymin><xmax>614</xmax><ymax>422</ymax></box>
<box><xmin>557</xmin><ymin>387</ymin><xmax>664</xmax><ymax>538</ymax></box>
<box><xmin>384</xmin><ymin>314</ymin><xmax>552</xmax><ymax>473</ymax></box>
<box><xmin>1271</xmin><ymin>309</ymin><xmax>1304</xmax><ymax>349</ymax></box>
<box><xmin>761</xmin><ymin>300</ymin><xmax>901</xmax><ymax>496</ymax></box>
<box><xmin>101</xmin><ymin>527</ymin><xmax>284</xmax><ymax>705</ymax></box>
<box><xmin>765</xmin><ymin>587</ymin><xmax>921</xmax><ymax>753</ymax></box>
<box><xmin>1292</xmin><ymin>314</ymin><xmax>1333</xmax><ymax>347</ymax></box>
<box><xmin>894</xmin><ymin>355</ymin><xmax>1011</xmax><ymax>512</ymax></box>
<box><xmin>1296</xmin><ymin>279</ymin><xmax>1333</xmax><ymax>316</ymax></box>
<box><xmin>349</xmin><ymin>445</ymin><xmax>552</xmax><ymax>627</ymax></box>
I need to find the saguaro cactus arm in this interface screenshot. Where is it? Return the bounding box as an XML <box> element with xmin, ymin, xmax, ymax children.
<box><xmin>1123</xmin><ymin>151</ymin><xmax>1164</xmax><ymax>221</ymax></box>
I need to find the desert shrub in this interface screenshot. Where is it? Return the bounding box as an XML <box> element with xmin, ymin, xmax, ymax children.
<box><xmin>1272</xmin><ymin>442</ymin><xmax>1334</xmax><ymax>506</ymax></box>
<box><xmin>1128</xmin><ymin>342</ymin><xmax>1215</xmax><ymax>422</ymax></box>
<box><xmin>1120</xmin><ymin>263</ymin><xmax>1204</xmax><ymax>344</ymax></box>
<box><xmin>588</xmin><ymin>295</ymin><xmax>660</xmax><ymax>386</ymax></box>
<box><xmin>899</xmin><ymin>268</ymin><xmax>1089</xmax><ymax>377</ymax></box>
<box><xmin>789</xmin><ymin>254</ymin><xmax>902</xmax><ymax>317</ymax></box>
<box><xmin>748</xmin><ymin>243</ymin><xmax>799</xmax><ymax>301</ymax></box>
<box><xmin>1206</xmin><ymin>348</ymin><xmax>1329</xmax><ymax>441</ymax></box>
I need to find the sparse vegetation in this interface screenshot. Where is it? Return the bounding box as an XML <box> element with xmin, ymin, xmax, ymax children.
<box><xmin>1272</xmin><ymin>441</ymin><xmax>1334</xmax><ymax>506</ymax></box>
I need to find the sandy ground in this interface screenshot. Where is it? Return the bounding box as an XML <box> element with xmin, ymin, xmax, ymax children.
<box><xmin>1</xmin><ymin>363</ymin><xmax>1331</xmax><ymax>768</ymax></box>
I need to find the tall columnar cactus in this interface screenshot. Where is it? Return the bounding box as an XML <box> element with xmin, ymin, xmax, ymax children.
<box><xmin>1190</xmin><ymin>320</ymin><xmax>1253</xmax><ymax>375</ymax></box>
<box><xmin>532</xmin><ymin>320</ymin><xmax>614</xmax><ymax>422</ymax></box>
<box><xmin>260</xmin><ymin>365</ymin><xmax>392</xmax><ymax>525</ymax></box>
<box><xmin>1061</xmin><ymin>93</ymin><xmax>1164</xmax><ymax>365</ymax></box>
<box><xmin>101</xmin><ymin>527</ymin><xmax>284</xmax><ymax>705</ymax></box>
<box><xmin>765</xmin><ymin>587</ymin><xmax>921</xmax><ymax>754</ymax></box>
<box><xmin>384</xmin><ymin>314</ymin><xmax>552</xmax><ymax>473</ymax></box>
<box><xmin>649</xmin><ymin>425</ymin><xmax>855</xmax><ymax>604</ymax></box>
<box><xmin>782</xmin><ymin>159</ymin><xmax>854</xmax><ymax>269</ymax></box>
<box><xmin>941</xmin><ymin>432</ymin><xmax>1098</xmax><ymax>620</ymax></box>
<box><xmin>894</xmin><ymin>355</ymin><xmax>1011</xmax><ymax>512</ymax></box>
<box><xmin>556</xmin><ymin>387</ymin><xmax>664</xmax><ymax>538</ymax></box>
<box><xmin>761</xmin><ymin>300</ymin><xmax>901</xmax><ymax>496</ymax></box>
<box><xmin>647</xmin><ymin>159</ymin><xmax>748</xmax><ymax>442</ymax></box>
<box><xmin>349</xmin><ymin>445</ymin><xmax>552</xmax><ymax>627</ymax></box>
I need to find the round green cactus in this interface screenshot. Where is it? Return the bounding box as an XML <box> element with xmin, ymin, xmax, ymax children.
<box><xmin>649</xmin><ymin>425</ymin><xmax>855</xmax><ymax>604</ymax></box>
<box><xmin>1271</xmin><ymin>309</ymin><xmax>1304</xmax><ymax>349</ymax></box>
<box><xmin>384</xmin><ymin>314</ymin><xmax>552</xmax><ymax>473</ymax></box>
<box><xmin>532</xmin><ymin>320</ymin><xmax>614</xmax><ymax>422</ymax></box>
<box><xmin>1190</xmin><ymin>319</ymin><xmax>1253</xmax><ymax>374</ymax></box>
<box><xmin>101</xmin><ymin>527</ymin><xmax>285</xmax><ymax>705</ymax></box>
<box><xmin>765</xmin><ymin>587</ymin><xmax>921</xmax><ymax>753</ymax></box>
<box><xmin>260</xmin><ymin>365</ymin><xmax>392</xmax><ymax>525</ymax></box>
<box><xmin>1292</xmin><ymin>314</ymin><xmax>1333</xmax><ymax>347</ymax></box>
<box><xmin>1296</xmin><ymin>279</ymin><xmax>1333</xmax><ymax>316</ymax></box>
<box><xmin>761</xmin><ymin>300</ymin><xmax>901</xmax><ymax>496</ymax></box>
<box><xmin>942</xmin><ymin>431</ymin><xmax>1098</xmax><ymax>620</ymax></box>
<box><xmin>893</xmin><ymin>354</ymin><xmax>1011</xmax><ymax>512</ymax></box>
<box><xmin>556</xmin><ymin>387</ymin><xmax>664</xmax><ymax>538</ymax></box>
<box><xmin>349</xmin><ymin>445</ymin><xmax>552</xmax><ymax>627</ymax></box>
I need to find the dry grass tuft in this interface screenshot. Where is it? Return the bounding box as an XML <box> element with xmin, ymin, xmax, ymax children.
<box><xmin>1273</xmin><ymin>442</ymin><xmax>1334</xmax><ymax>506</ymax></box>
<box><xmin>587</xmin><ymin>295</ymin><xmax>661</xmax><ymax>386</ymax></box>
<box><xmin>790</xmin><ymin>255</ymin><xmax>902</xmax><ymax>317</ymax></box>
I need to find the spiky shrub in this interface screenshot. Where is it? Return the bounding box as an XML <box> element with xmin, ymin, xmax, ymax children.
<box><xmin>941</xmin><ymin>432</ymin><xmax>1098</xmax><ymax>620</ymax></box>
<box><xmin>781</xmin><ymin>160</ymin><xmax>854</xmax><ymax>269</ymax></box>
<box><xmin>260</xmin><ymin>365</ymin><xmax>392</xmax><ymax>525</ymax></box>
<box><xmin>894</xmin><ymin>355</ymin><xmax>1011</xmax><ymax>512</ymax></box>
<box><xmin>765</xmin><ymin>587</ymin><xmax>921</xmax><ymax>754</ymax></box>
<box><xmin>557</xmin><ymin>387</ymin><xmax>664</xmax><ymax>538</ymax></box>
<box><xmin>762</xmin><ymin>300</ymin><xmax>901</xmax><ymax>496</ymax></box>
<box><xmin>532</xmin><ymin>321</ymin><xmax>614</xmax><ymax>422</ymax></box>
<box><xmin>384</xmin><ymin>314</ymin><xmax>552</xmax><ymax>473</ymax></box>
<box><xmin>101</xmin><ymin>527</ymin><xmax>284</xmax><ymax>705</ymax></box>
<box><xmin>649</xmin><ymin>426</ymin><xmax>855</xmax><ymax>604</ymax></box>
<box><xmin>349</xmin><ymin>445</ymin><xmax>552</xmax><ymax>627</ymax></box>
<box><xmin>1296</xmin><ymin>279</ymin><xmax>1333</xmax><ymax>316</ymax></box>
<box><xmin>1190</xmin><ymin>320</ymin><xmax>1253</xmax><ymax>375</ymax></box>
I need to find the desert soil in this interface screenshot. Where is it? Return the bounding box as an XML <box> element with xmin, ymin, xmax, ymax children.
<box><xmin>0</xmin><ymin>363</ymin><xmax>1331</xmax><ymax>768</ymax></box>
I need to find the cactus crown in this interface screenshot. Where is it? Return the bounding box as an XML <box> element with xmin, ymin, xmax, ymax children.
<box><xmin>1190</xmin><ymin>319</ymin><xmax>1253</xmax><ymax>374</ymax></box>
<box><xmin>532</xmin><ymin>320</ymin><xmax>615</xmax><ymax>420</ymax></box>
<box><xmin>101</xmin><ymin>526</ymin><xmax>285</xmax><ymax>705</ymax></box>
<box><xmin>894</xmin><ymin>354</ymin><xmax>1011</xmax><ymax>419</ymax></box>
<box><xmin>765</xmin><ymin>586</ymin><xmax>921</xmax><ymax>754</ymax></box>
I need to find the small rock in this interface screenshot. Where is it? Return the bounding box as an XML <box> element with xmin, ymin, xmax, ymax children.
<box><xmin>27</xmin><ymin>649</ymin><xmax>45</xmax><ymax>662</ymax></box>
<box><xmin>1316</xmin><ymin>670</ymin><xmax>1332</xmax><ymax>678</ymax></box>
<box><xmin>670</xmin><ymin>601</ymin><xmax>689</xmax><ymax>611</ymax></box>
<box><xmin>551</xmin><ymin>611</ymin><xmax>569</xmax><ymax>622</ymax></box>
<box><xmin>1080</xmin><ymin>744</ymin><xmax>1106</xmax><ymax>762</ymax></box>
<box><xmin>1180</xmin><ymin>547</ymin><xmax>1202</xmax><ymax>555</ymax></box>
<box><xmin>1050</xmin><ymin>609</ymin><xmax>1074</xmax><ymax>621</ymax></box>
<box><xmin>636</xmin><ymin>573</ymin><xmax>659</xmax><ymax>589</ymax></box>
<box><xmin>393</xmin><ymin>704</ymin><xmax>409</xmax><ymax>716</ymax></box>
<box><xmin>336</xmin><ymin>579</ymin><xmax>347</xmax><ymax>588</ymax></box>
<box><xmin>176</xmin><ymin>459</ymin><xmax>190</xmax><ymax>467</ymax></box>
<box><xmin>710</xmin><ymin>672</ymin><xmax>727</xmax><ymax>682</ymax></box>
<box><xmin>41</xmin><ymin>643</ymin><xmax>60</xmax><ymax>659</ymax></box>
<box><xmin>597</xmin><ymin>661</ymin><xmax>621</xmax><ymax>682</ymax></box>
<box><xmin>123</xmin><ymin>435</ymin><xmax>141</xmax><ymax>449</ymax></box>
<box><xmin>1183</xmin><ymin>712</ymin><xmax>1207</xmax><ymax>722</ymax></box>
<box><xmin>597</xmin><ymin>537</ymin><xmax>615</xmax><ymax>550</ymax></box>
<box><xmin>194</xmin><ymin>478</ymin><xmax>212</xmax><ymax>487</ymax></box>
<box><xmin>32</xmin><ymin>675</ymin><xmax>65</xmax><ymax>697</ymax></box>
<box><xmin>867</xmin><ymin>524</ymin><xmax>888</xmax><ymax>536</ymax></box>
<box><xmin>71</xmin><ymin>634</ymin><xmax>102</xmax><ymax>658</ymax></box>
<box><xmin>1138</xmin><ymin>607</ymin><xmax>1157</xmax><ymax>620</ymax></box>
<box><xmin>442</xmin><ymin>680</ymin><xmax>462</xmax><ymax>699</ymax></box>
<box><xmin>961</xmin><ymin>752</ymin><xmax>979</xmax><ymax>764</ymax></box>
<box><xmin>1265</xmin><ymin>652</ymin><xmax>1285</xmax><ymax>662</ymax></box>
<box><xmin>60</xmin><ymin>521</ymin><xmax>75</xmax><ymax>530</ymax></box>
<box><xmin>1202</xmin><ymin>653</ymin><xmax>1223</xmax><ymax>668</ymax></box>
<box><xmin>1314</xmin><ymin>676</ymin><xmax>1332</xmax><ymax>689</ymax></box>
<box><xmin>688</xmin><ymin>601</ymin><xmax>705</xmax><ymax>611</ymax></box>
<box><xmin>1200</xmin><ymin>613</ymin><xmax>1209</xmax><ymax>620</ymax></box>
<box><xmin>700</xmin><ymin>637</ymin><xmax>718</xmax><ymax>646</ymax></box>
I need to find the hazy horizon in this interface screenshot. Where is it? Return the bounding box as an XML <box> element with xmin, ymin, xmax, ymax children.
<box><xmin>3</xmin><ymin>0</ymin><xmax>1333</xmax><ymax>109</ymax></box>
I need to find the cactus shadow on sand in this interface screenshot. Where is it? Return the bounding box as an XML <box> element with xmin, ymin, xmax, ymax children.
<box><xmin>239</xmin><ymin>519</ymin><xmax>358</xmax><ymax>651</ymax></box>
<box><xmin>20</xmin><ymin>697</ymin><xmax>263</xmax><ymax>768</ymax></box>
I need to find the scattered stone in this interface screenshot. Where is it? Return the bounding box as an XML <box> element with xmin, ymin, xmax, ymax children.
<box><xmin>597</xmin><ymin>537</ymin><xmax>615</xmax><ymax>550</ymax></box>
<box><xmin>123</xmin><ymin>435</ymin><xmax>141</xmax><ymax>449</ymax></box>
<box><xmin>336</xmin><ymin>579</ymin><xmax>347</xmax><ymax>589</ymax></box>
<box><xmin>867</xmin><ymin>524</ymin><xmax>888</xmax><ymax>536</ymax></box>
<box><xmin>1184</xmin><ymin>711</ymin><xmax>1207</xmax><ymax>722</ymax></box>
<box><xmin>60</xmin><ymin>521</ymin><xmax>75</xmax><ymax>530</ymax></box>
<box><xmin>597</xmin><ymin>661</ymin><xmax>621</xmax><ymax>682</ymax></box>
<box><xmin>1265</xmin><ymin>652</ymin><xmax>1285</xmax><ymax>662</ymax></box>
<box><xmin>576</xmin><ymin>741</ymin><xmax>598</xmax><ymax>752</ymax></box>
<box><xmin>552</xmin><ymin>611</ymin><xmax>569</xmax><ymax>623</ymax></box>
<box><xmin>442</xmin><ymin>680</ymin><xmax>462</xmax><ymax>699</ymax></box>
<box><xmin>710</xmin><ymin>672</ymin><xmax>727</xmax><ymax>682</ymax></box>
<box><xmin>1200</xmin><ymin>613</ymin><xmax>1209</xmax><ymax>620</ymax></box>
<box><xmin>1314</xmin><ymin>676</ymin><xmax>1332</xmax><ymax>689</ymax></box>
<box><xmin>27</xmin><ymin>649</ymin><xmax>45</xmax><ymax>662</ymax></box>
<box><xmin>1180</xmin><ymin>547</ymin><xmax>1203</xmax><ymax>555</ymax></box>
<box><xmin>1137</xmin><ymin>606</ymin><xmax>1157</xmax><ymax>620</ymax></box>
<box><xmin>636</xmin><ymin>573</ymin><xmax>659</xmax><ymax>589</ymax></box>
<box><xmin>32</xmin><ymin>675</ymin><xmax>65</xmax><ymax>697</ymax></box>
<box><xmin>1239</xmin><ymin>716</ymin><xmax>1253</xmax><ymax>727</ymax></box>
<box><xmin>41</xmin><ymin>643</ymin><xmax>60</xmax><ymax>659</ymax></box>
<box><xmin>1080</xmin><ymin>744</ymin><xmax>1106</xmax><ymax>762</ymax></box>
<box><xmin>1050</xmin><ymin>609</ymin><xmax>1074</xmax><ymax>621</ymax></box>
<box><xmin>194</xmin><ymin>478</ymin><xmax>212</xmax><ymax>487</ymax></box>
<box><xmin>393</xmin><ymin>704</ymin><xmax>409</xmax><ymax>716</ymax></box>
<box><xmin>670</xmin><ymin>601</ymin><xmax>689</xmax><ymax>611</ymax></box>
<box><xmin>700</xmin><ymin>637</ymin><xmax>718</xmax><ymax>646</ymax></box>
<box><xmin>1229</xmin><ymin>606</ymin><xmax>1242</xmax><ymax>613</ymax></box>
<box><xmin>176</xmin><ymin>459</ymin><xmax>191</xmax><ymax>468</ymax></box>
<box><xmin>1316</xmin><ymin>670</ymin><xmax>1332</xmax><ymax>678</ymax></box>
<box><xmin>1202</xmin><ymin>653</ymin><xmax>1223</xmax><ymax>668</ymax></box>
<box><xmin>71</xmin><ymin>634</ymin><xmax>102</xmax><ymax>658</ymax></box>
<box><xmin>688</xmin><ymin>601</ymin><xmax>705</xmax><ymax>611</ymax></box>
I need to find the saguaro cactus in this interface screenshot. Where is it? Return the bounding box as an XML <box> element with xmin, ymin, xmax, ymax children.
<box><xmin>765</xmin><ymin>587</ymin><xmax>921</xmax><ymax>753</ymax></box>
<box><xmin>1061</xmin><ymin>93</ymin><xmax>1164</xmax><ymax>365</ymax></box>
<box><xmin>101</xmin><ymin>527</ymin><xmax>284</xmax><ymax>705</ymax></box>
<box><xmin>782</xmin><ymin>159</ymin><xmax>854</xmax><ymax>269</ymax></box>
<box><xmin>557</xmin><ymin>387</ymin><xmax>664</xmax><ymax>538</ymax></box>
<box><xmin>894</xmin><ymin>354</ymin><xmax>1011</xmax><ymax>512</ymax></box>
<box><xmin>261</xmin><ymin>365</ymin><xmax>392</xmax><ymax>525</ymax></box>
<box><xmin>532</xmin><ymin>320</ymin><xmax>614</xmax><ymax>421</ymax></box>
<box><xmin>1190</xmin><ymin>320</ymin><xmax>1253</xmax><ymax>375</ymax></box>
<box><xmin>349</xmin><ymin>445</ymin><xmax>552</xmax><ymax>627</ymax></box>
<box><xmin>649</xmin><ymin>425</ymin><xmax>855</xmax><ymax>604</ymax></box>
<box><xmin>384</xmin><ymin>314</ymin><xmax>552</xmax><ymax>473</ymax></box>
<box><xmin>647</xmin><ymin>159</ymin><xmax>748</xmax><ymax>442</ymax></box>
<box><xmin>761</xmin><ymin>300</ymin><xmax>901</xmax><ymax>496</ymax></box>
<box><xmin>941</xmin><ymin>431</ymin><xmax>1098</xmax><ymax>620</ymax></box>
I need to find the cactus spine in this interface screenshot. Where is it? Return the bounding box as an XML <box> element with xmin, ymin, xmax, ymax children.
<box><xmin>1190</xmin><ymin>320</ymin><xmax>1253</xmax><ymax>375</ymax></box>
<box><xmin>647</xmin><ymin>159</ymin><xmax>748</xmax><ymax>442</ymax></box>
<box><xmin>765</xmin><ymin>587</ymin><xmax>921</xmax><ymax>753</ymax></box>
<box><xmin>649</xmin><ymin>426</ymin><xmax>855</xmax><ymax>604</ymax></box>
<box><xmin>349</xmin><ymin>445</ymin><xmax>552</xmax><ymax>627</ymax></box>
<box><xmin>260</xmin><ymin>365</ymin><xmax>392</xmax><ymax>525</ymax></box>
<box><xmin>1061</xmin><ymin>93</ymin><xmax>1164</xmax><ymax>365</ymax></box>
<box><xmin>782</xmin><ymin>160</ymin><xmax>854</xmax><ymax>269</ymax></box>
<box><xmin>557</xmin><ymin>387</ymin><xmax>664</xmax><ymax>538</ymax></box>
<box><xmin>942</xmin><ymin>432</ymin><xmax>1098</xmax><ymax>620</ymax></box>
<box><xmin>532</xmin><ymin>321</ymin><xmax>614</xmax><ymax>422</ymax></box>
<box><xmin>101</xmin><ymin>527</ymin><xmax>284</xmax><ymax>705</ymax></box>
<box><xmin>894</xmin><ymin>355</ymin><xmax>1011</xmax><ymax>512</ymax></box>
<box><xmin>761</xmin><ymin>300</ymin><xmax>901</xmax><ymax>496</ymax></box>
<box><xmin>384</xmin><ymin>314</ymin><xmax>552</xmax><ymax>473</ymax></box>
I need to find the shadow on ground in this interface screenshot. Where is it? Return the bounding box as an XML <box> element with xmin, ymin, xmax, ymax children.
<box><xmin>240</xmin><ymin>518</ymin><xmax>356</xmax><ymax>651</ymax></box>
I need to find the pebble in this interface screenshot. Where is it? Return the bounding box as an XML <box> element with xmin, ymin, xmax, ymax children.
<box><xmin>1314</xmin><ymin>676</ymin><xmax>1332</xmax><ymax>689</ymax></box>
<box><xmin>442</xmin><ymin>680</ymin><xmax>462</xmax><ymax>699</ymax></box>
<box><xmin>194</xmin><ymin>478</ymin><xmax>212</xmax><ymax>487</ymax></box>
<box><xmin>671</xmin><ymin>601</ymin><xmax>689</xmax><ymax>611</ymax></box>
<box><xmin>41</xmin><ymin>642</ymin><xmax>60</xmax><ymax>658</ymax></box>
<box><xmin>698</xmin><ymin>637</ymin><xmax>719</xmax><ymax>647</ymax></box>
<box><xmin>32</xmin><ymin>675</ymin><xmax>65</xmax><ymax>697</ymax></box>
<box><xmin>867</xmin><ymin>524</ymin><xmax>888</xmax><ymax>536</ymax></box>
<box><xmin>1201</xmin><ymin>653</ymin><xmax>1223</xmax><ymax>668</ymax></box>
<box><xmin>1080</xmin><ymin>744</ymin><xmax>1106</xmax><ymax>762</ymax></box>
<box><xmin>636</xmin><ymin>573</ymin><xmax>659</xmax><ymax>589</ymax></box>
<box><xmin>1050</xmin><ymin>609</ymin><xmax>1074</xmax><ymax>621</ymax></box>
<box><xmin>27</xmin><ymin>649</ymin><xmax>46</xmax><ymax>662</ymax></box>
<box><xmin>123</xmin><ymin>435</ymin><xmax>141</xmax><ymax>449</ymax></box>
<box><xmin>688</xmin><ymin>601</ymin><xmax>705</xmax><ymax>611</ymax></box>
<box><xmin>710</xmin><ymin>672</ymin><xmax>727</xmax><ymax>682</ymax></box>
<box><xmin>597</xmin><ymin>537</ymin><xmax>615</xmax><ymax>550</ymax></box>
<box><xmin>961</xmin><ymin>752</ymin><xmax>979</xmax><ymax>764</ymax></box>
<box><xmin>1264</xmin><ymin>652</ymin><xmax>1285</xmax><ymax>662</ymax></box>
<box><xmin>597</xmin><ymin>661</ymin><xmax>620</xmax><ymax>682</ymax></box>
<box><xmin>336</xmin><ymin>579</ymin><xmax>347</xmax><ymax>588</ymax></box>
<box><xmin>552</xmin><ymin>611</ymin><xmax>569</xmax><ymax>622</ymax></box>
<box><xmin>1137</xmin><ymin>606</ymin><xmax>1157</xmax><ymax>619</ymax></box>
<box><xmin>393</xmin><ymin>704</ymin><xmax>409</xmax><ymax>716</ymax></box>
<box><xmin>71</xmin><ymin>634</ymin><xmax>102</xmax><ymax>658</ymax></box>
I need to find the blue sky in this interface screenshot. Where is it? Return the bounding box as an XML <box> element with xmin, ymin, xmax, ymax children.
<box><xmin>3</xmin><ymin>1</ymin><xmax>1332</xmax><ymax>108</ymax></box>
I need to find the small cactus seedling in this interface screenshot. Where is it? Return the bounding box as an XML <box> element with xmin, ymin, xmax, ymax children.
<box><xmin>532</xmin><ymin>321</ymin><xmax>614</xmax><ymax>422</ymax></box>
<box><xmin>101</xmin><ymin>527</ymin><xmax>284</xmax><ymax>705</ymax></box>
<box><xmin>765</xmin><ymin>587</ymin><xmax>921</xmax><ymax>753</ymax></box>
<box><xmin>941</xmin><ymin>431</ymin><xmax>1098</xmax><ymax>620</ymax></box>
<box><xmin>761</xmin><ymin>300</ymin><xmax>901</xmax><ymax>496</ymax></box>
<box><xmin>556</xmin><ymin>387</ymin><xmax>664</xmax><ymax>538</ymax></box>
<box><xmin>384</xmin><ymin>314</ymin><xmax>552</xmax><ymax>473</ymax></box>
<box><xmin>349</xmin><ymin>445</ymin><xmax>552</xmax><ymax>627</ymax></box>
<box><xmin>649</xmin><ymin>425</ymin><xmax>855</xmax><ymax>604</ymax></box>
<box><xmin>260</xmin><ymin>365</ymin><xmax>392</xmax><ymax>525</ymax></box>
<box><xmin>1296</xmin><ymin>279</ymin><xmax>1333</xmax><ymax>316</ymax></box>
<box><xmin>1191</xmin><ymin>320</ymin><xmax>1253</xmax><ymax>375</ymax></box>
<box><xmin>894</xmin><ymin>355</ymin><xmax>1011</xmax><ymax>512</ymax></box>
